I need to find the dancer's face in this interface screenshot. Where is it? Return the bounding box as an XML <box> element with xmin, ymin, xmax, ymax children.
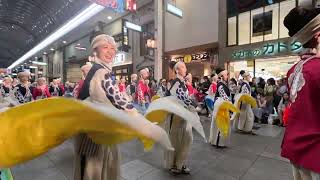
<box><xmin>20</xmin><ymin>75</ymin><xmax>29</xmax><ymax>83</ymax></box>
<box><xmin>177</xmin><ymin>63</ymin><xmax>187</xmax><ymax>77</ymax></box>
<box><xmin>96</xmin><ymin>42</ymin><xmax>116</xmax><ymax>63</ymax></box>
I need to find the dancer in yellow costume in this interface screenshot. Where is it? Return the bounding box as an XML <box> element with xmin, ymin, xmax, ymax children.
<box><xmin>0</xmin><ymin>33</ymin><xmax>173</xmax><ymax>180</ymax></box>
<box><xmin>209</xmin><ymin>68</ymin><xmax>233</xmax><ymax>148</ymax></box>
<box><xmin>146</xmin><ymin>61</ymin><xmax>205</xmax><ymax>175</ymax></box>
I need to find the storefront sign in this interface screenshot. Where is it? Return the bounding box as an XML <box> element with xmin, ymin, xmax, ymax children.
<box><xmin>113</xmin><ymin>52</ymin><xmax>132</xmax><ymax>66</ymax></box>
<box><xmin>232</xmin><ymin>41</ymin><xmax>303</xmax><ymax>60</ymax></box>
<box><xmin>90</xmin><ymin>0</ymin><xmax>126</xmax><ymax>13</ymax></box>
<box><xmin>172</xmin><ymin>52</ymin><xmax>210</xmax><ymax>63</ymax></box>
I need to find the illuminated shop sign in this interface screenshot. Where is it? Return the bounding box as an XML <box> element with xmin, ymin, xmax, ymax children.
<box><xmin>232</xmin><ymin>41</ymin><xmax>303</xmax><ymax>60</ymax></box>
<box><xmin>113</xmin><ymin>52</ymin><xmax>132</xmax><ymax>66</ymax></box>
<box><xmin>171</xmin><ymin>52</ymin><xmax>210</xmax><ymax>63</ymax></box>
<box><xmin>167</xmin><ymin>3</ymin><xmax>183</xmax><ymax>18</ymax></box>
<box><xmin>90</xmin><ymin>0</ymin><xmax>136</xmax><ymax>13</ymax></box>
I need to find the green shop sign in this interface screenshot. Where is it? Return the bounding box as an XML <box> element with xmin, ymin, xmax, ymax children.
<box><xmin>232</xmin><ymin>41</ymin><xmax>303</xmax><ymax>60</ymax></box>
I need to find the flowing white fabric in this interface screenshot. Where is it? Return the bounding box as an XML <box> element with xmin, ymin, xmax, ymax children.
<box><xmin>145</xmin><ymin>96</ymin><xmax>206</xmax><ymax>141</ymax></box>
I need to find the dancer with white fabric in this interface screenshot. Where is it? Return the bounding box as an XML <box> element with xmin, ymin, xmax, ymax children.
<box><xmin>161</xmin><ymin>61</ymin><xmax>201</xmax><ymax>175</ymax></box>
<box><xmin>233</xmin><ymin>71</ymin><xmax>255</xmax><ymax>134</ymax></box>
<box><xmin>209</xmin><ymin>68</ymin><xmax>232</xmax><ymax>148</ymax></box>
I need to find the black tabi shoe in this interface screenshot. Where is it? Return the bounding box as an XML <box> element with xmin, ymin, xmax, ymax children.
<box><xmin>181</xmin><ymin>166</ymin><xmax>191</xmax><ymax>174</ymax></box>
<box><xmin>169</xmin><ymin>167</ymin><xmax>182</xmax><ymax>175</ymax></box>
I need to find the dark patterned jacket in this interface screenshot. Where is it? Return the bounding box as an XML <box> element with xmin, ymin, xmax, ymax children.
<box><xmin>169</xmin><ymin>77</ymin><xmax>197</xmax><ymax>108</ymax></box>
<box><xmin>215</xmin><ymin>80</ymin><xmax>231</xmax><ymax>102</ymax></box>
<box><xmin>0</xmin><ymin>85</ymin><xmax>11</xmax><ymax>97</ymax></box>
<box><xmin>78</xmin><ymin>61</ymin><xmax>134</xmax><ymax>110</ymax></box>
<box><xmin>13</xmin><ymin>84</ymin><xmax>33</xmax><ymax>104</ymax></box>
<box><xmin>239</xmin><ymin>81</ymin><xmax>251</xmax><ymax>94</ymax></box>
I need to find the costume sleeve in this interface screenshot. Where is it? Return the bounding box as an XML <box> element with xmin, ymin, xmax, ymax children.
<box><xmin>126</xmin><ymin>85</ymin><xmax>131</xmax><ymax>95</ymax></box>
<box><xmin>73</xmin><ymin>84</ymin><xmax>80</xmax><ymax>98</ymax></box>
<box><xmin>218</xmin><ymin>85</ymin><xmax>230</xmax><ymax>101</ymax></box>
<box><xmin>45</xmin><ymin>87</ymin><xmax>51</xmax><ymax>98</ymax></box>
<box><xmin>137</xmin><ymin>82</ymin><xmax>145</xmax><ymax>104</ymax></box>
<box><xmin>90</xmin><ymin>69</ymin><xmax>134</xmax><ymax>110</ymax></box>
<box><xmin>60</xmin><ymin>85</ymin><xmax>65</xmax><ymax>95</ymax></box>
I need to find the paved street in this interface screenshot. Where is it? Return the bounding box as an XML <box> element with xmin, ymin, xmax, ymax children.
<box><xmin>11</xmin><ymin>117</ymin><xmax>293</xmax><ymax>180</ymax></box>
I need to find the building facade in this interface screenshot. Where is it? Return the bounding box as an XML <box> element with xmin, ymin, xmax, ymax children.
<box><xmin>163</xmin><ymin>0</ymin><xmax>220</xmax><ymax>80</ymax></box>
<box><xmin>219</xmin><ymin>0</ymin><xmax>316</xmax><ymax>80</ymax></box>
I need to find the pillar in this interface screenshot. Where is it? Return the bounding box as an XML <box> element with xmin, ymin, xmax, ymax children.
<box><xmin>154</xmin><ymin>0</ymin><xmax>164</xmax><ymax>81</ymax></box>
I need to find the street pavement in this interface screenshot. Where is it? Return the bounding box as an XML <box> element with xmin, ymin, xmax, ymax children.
<box><xmin>11</xmin><ymin>117</ymin><xmax>292</xmax><ymax>180</ymax></box>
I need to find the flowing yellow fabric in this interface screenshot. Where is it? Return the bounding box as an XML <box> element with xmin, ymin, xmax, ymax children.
<box><xmin>213</xmin><ymin>99</ymin><xmax>239</xmax><ymax>137</ymax></box>
<box><xmin>235</xmin><ymin>94</ymin><xmax>258</xmax><ymax>109</ymax></box>
<box><xmin>151</xmin><ymin>95</ymin><xmax>160</xmax><ymax>102</ymax></box>
<box><xmin>0</xmin><ymin>98</ymin><xmax>173</xmax><ymax>168</ymax></box>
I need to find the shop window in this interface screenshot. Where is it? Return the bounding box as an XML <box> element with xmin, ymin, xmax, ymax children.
<box><xmin>140</xmin><ymin>22</ymin><xmax>155</xmax><ymax>56</ymax></box>
<box><xmin>238</xmin><ymin>12</ymin><xmax>250</xmax><ymax>45</ymax></box>
<box><xmin>264</xmin><ymin>3</ymin><xmax>279</xmax><ymax>41</ymax></box>
<box><xmin>279</xmin><ymin>0</ymin><xmax>296</xmax><ymax>38</ymax></box>
<box><xmin>228</xmin><ymin>16</ymin><xmax>237</xmax><ymax>46</ymax></box>
<box><xmin>251</xmin><ymin>8</ymin><xmax>265</xmax><ymax>43</ymax></box>
<box><xmin>298</xmin><ymin>0</ymin><xmax>313</xmax><ymax>7</ymax></box>
<box><xmin>116</xmin><ymin>70</ymin><xmax>122</xmax><ymax>74</ymax></box>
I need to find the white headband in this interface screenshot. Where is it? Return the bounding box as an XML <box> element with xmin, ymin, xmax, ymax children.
<box><xmin>140</xmin><ymin>68</ymin><xmax>149</xmax><ymax>75</ymax></box>
<box><xmin>293</xmin><ymin>13</ymin><xmax>320</xmax><ymax>45</ymax></box>
<box><xmin>91</xmin><ymin>34</ymin><xmax>116</xmax><ymax>50</ymax></box>
<box><xmin>18</xmin><ymin>71</ymin><xmax>30</xmax><ymax>78</ymax></box>
<box><xmin>242</xmin><ymin>72</ymin><xmax>250</xmax><ymax>78</ymax></box>
<box><xmin>174</xmin><ymin>61</ymin><xmax>184</xmax><ymax>72</ymax></box>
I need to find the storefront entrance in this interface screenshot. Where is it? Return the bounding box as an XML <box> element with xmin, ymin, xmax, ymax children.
<box><xmin>228</xmin><ymin>55</ymin><xmax>299</xmax><ymax>80</ymax></box>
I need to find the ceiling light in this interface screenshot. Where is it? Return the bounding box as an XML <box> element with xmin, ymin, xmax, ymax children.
<box><xmin>63</xmin><ymin>41</ymin><xmax>67</xmax><ymax>44</ymax></box>
<box><xmin>50</xmin><ymin>48</ymin><xmax>55</xmax><ymax>51</ymax></box>
<box><xmin>107</xmin><ymin>16</ymin><xmax>112</xmax><ymax>20</ymax></box>
<box><xmin>35</xmin><ymin>57</ymin><xmax>38</xmax><ymax>59</ymax></box>
<box><xmin>77</xmin><ymin>43</ymin><xmax>81</xmax><ymax>46</ymax></box>
<box><xmin>7</xmin><ymin>3</ymin><xmax>105</xmax><ymax>69</ymax></box>
<box><xmin>29</xmin><ymin>66</ymin><xmax>38</xmax><ymax>69</ymax></box>
<box><xmin>43</xmin><ymin>52</ymin><xmax>47</xmax><ymax>55</ymax></box>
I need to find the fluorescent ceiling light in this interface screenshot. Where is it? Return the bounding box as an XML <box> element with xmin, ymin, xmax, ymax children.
<box><xmin>43</xmin><ymin>52</ymin><xmax>47</xmax><ymax>55</ymax></box>
<box><xmin>125</xmin><ymin>21</ymin><xmax>142</xmax><ymax>32</ymax></box>
<box><xmin>167</xmin><ymin>3</ymin><xmax>183</xmax><ymax>18</ymax></box>
<box><xmin>107</xmin><ymin>16</ymin><xmax>112</xmax><ymax>20</ymax></box>
<box><xmin>11</xmin><ymin>73</ymin><xmax>17</xmax><ymax>76</ymax></box>
<box><xmin>32</xmin><ymin>61</ymin><xmax>47</xmax><ymax>66</ymax></box>
<box><xmin>8</xmin><ymin>3</ymin><xmax>105</xmax><ymax>69</ymax></box>
<box><xmin>29</xmin><ymin>66</ymin><xmax>38</xmax><ymax>69</ymax></box>
<box><xmin>50</xmin><ymin>48</ymin><xmax>55</xmax><ymax>51</ymax></box>
<box><xmin>63</xmin><ymin>41</ymin><xmax>67</xmax><ymax>44</ymax></box>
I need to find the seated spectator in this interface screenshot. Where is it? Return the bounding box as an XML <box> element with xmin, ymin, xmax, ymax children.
<box><xmin>253</xmin><ymin>94</ymin><xmax>268</xmax><ymax>124</ymax></box>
